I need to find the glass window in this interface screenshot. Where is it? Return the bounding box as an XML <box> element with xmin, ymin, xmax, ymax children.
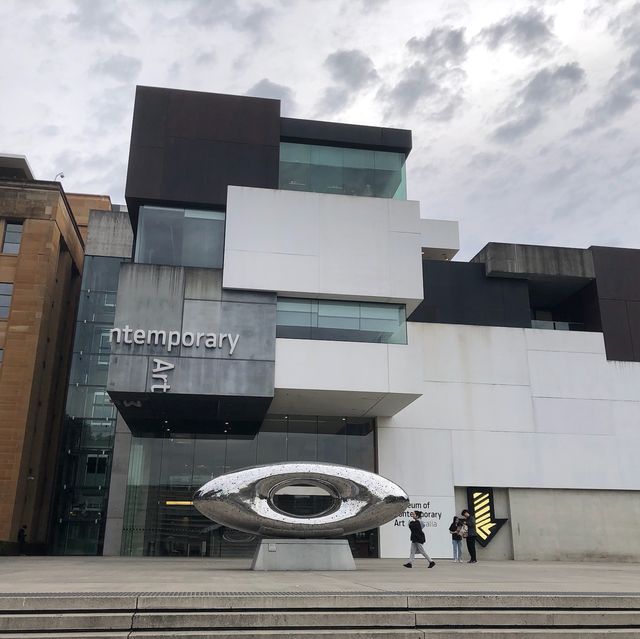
<box><xmin>279</xmin><ymin>143</ymin><xmax>407</xmax><ymax>199</ymax></box>
<box><xmin>0</xmin><ymin>347</ymin><xmax>3</xmax><ymax>364</ymax></box>
<box><xmin>318</xmin><ymin>418</ymin><xmax>347</xmax><ymax>465</ymax></box>
<box><xmin>2</xmin><ymin>221</ymin><xmax>23</xmax><ymax>254</ymax></box>
<box><xmin>0</xmin><ymin>282</ymin><xmax>14</xmax><ymax>319</ymax></box>
<box><xmin>276</xmin><ymin>297</ymin><xmax>407</xmax><ymax>344</ymax></box>
<box><xmin>257</xmin><ymin>417</ymin><xmax>287</xmax><ymax>465</ymax></box>
<box><xmin>120</xmin><ymin>415</ymin><xmax>376</xmax><ymax>558</ymax></box>
<box><xmin>81</xmin><ymin>256</ymin><xmax>124</xmax><ymax>292</ymax></box>
<box><xmin>287</xmin><ymin>416</ymin><xmax>318</xmax><ymax>461</ymax></box>
<box><xmin>136</xmin><ymin>206</ymin><xmax>225</xmax><ymax>269</ymax></box>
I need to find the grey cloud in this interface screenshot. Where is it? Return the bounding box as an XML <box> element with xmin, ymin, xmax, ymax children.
<box><xmin>67</xmin><ymin>0</ymin><xmax>135</xmax><ymax>41</ymax></box>
<box><xmin>182</xmin><ymin>1</ymin><xmax>275</xmax><ymax>41</ymax></box>
<box><xmin>195</xmin><ymin>51</ymin><xmax>216</xmax><ymax>66</ymax></box>
<box><xmin>317</xmin><ymin>87</ymin><xmax>351</xmax><ymax>114</ymax></box>
<box><xmin>379</xmin><ymin>26</ymin><xmax>469</xmax><ymax>121</ymax></box>
<box><xmin>39</xmin><ymin>125</ymin><xmax>60</xmax><ymax>138</ymax></box>
<box><xmin>608</xmin><ymin>2</ymin><xmax>640</xmax><ymax>47</ymax></box>
<box><xmin>246</xmin><ymin>79</ymin><xmax>297</xmax><ymax>115</ymax></box>
<box><xmin>359</xmin><ymin>0</ymin><xmax>389</xmax><ymax>13</ymax></box>
<box><xmin>89</xmin><ymin>88</ymin><xmax>135</xmax><ymax>129</ymax></box>
<box><xmin>574</xmin><ymin>46</ymin><xmax>640</xmax><ymax>134</ymax></box>
<box><xmin>492</xmin><ymin>62</ymin><xmax>586</xmax><ymax>142</ymax></box>
<box><xmin>89</xmin><ymin>54</ymin><xmax>142</xmax><ymax>83</ymax></box>
<box><xmin>317</xmin><ymin>49</ymin><xmax>379</xmax><ymax>115</ymax></box>
<box><xmin>407</xmin><ymin>26</ymin><xmax>468</xmax><ymax>65</ymax></box>
<box><xmin>325</xmin><ymin>50</ymin><xmax>379</xmax><ymax>90</ymax></box>
<box><xmin>478</xmin><ymin>8</ymin><xmax>556</xmax><ymax>56</ymax></box>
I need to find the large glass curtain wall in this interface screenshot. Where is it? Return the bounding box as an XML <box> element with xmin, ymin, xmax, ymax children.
<box><xmin>50</xmin><ymin>256</ymin><xmax>126</xmax><ymax>555</ymax></box>
<box><xmin>135</xmin><ymin>206</ymin><xmax>225</xmax><ymax>269</ymax></box>
<box><xmin>279</xmin><ymin>143</ymin><xmax>407</xmax><ymax>199</ymax></box>
<box><xmin>121</xmin><ymin>416</ymin><xmax>377</xmax><ymax>559</ymax></box>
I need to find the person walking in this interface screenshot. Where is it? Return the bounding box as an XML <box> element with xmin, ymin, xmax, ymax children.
<box><xmin>449</xmin><ymin>516</ymin><xmax>463</xmax><ymax>562</ymax></box>
<box><xmin>17</xmin><ymin>525</ymin><xmax>27</xmax><ymax>555</ymax></box>
<box><xmin>461</xmin><ymin>509</ymin><xmax>477</xmax><ymax>563</ymax></box>
<box><xmin>403</xmin><ymin>510</ymin><xmax>436</xmax><ymax>568</ymax></box>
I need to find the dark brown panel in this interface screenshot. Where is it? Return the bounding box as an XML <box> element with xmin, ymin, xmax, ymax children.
<box><xmin>409</xmin><ymin>260</ymin><xmax>531</xmax><ymax>328</ymax></box>
<box><xmin>598</xmin><ymin>298</ymin><xmax>634</xmax><ymax>362</ymax></box>
<box><xmin>125</xmin><ymin>86</ymin><xmax>281</xmax><ymax>232</ymax></box>
<box><xmin>591</xmin><ymin>246</ymin><xmax>640</xmax><ymax>301</ymax></box>
<box><xmin>591</xmin><ymin>246</ymin><xmax>640</xmax><ymax>361</ymax></box>
<box><xmin>628</xmin><ymin>300</ymin><xmax>640</xmax><ymax>361</ymax></box>
<box><xmin>280</xmin><ymin>117</ymin><xmax>411</xmax><ymax>155</ymax></box>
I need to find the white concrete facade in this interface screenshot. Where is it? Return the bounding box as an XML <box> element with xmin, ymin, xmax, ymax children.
<box><xmin>224</xmin><ymin>185</ymin><xmax>640</xmax><ymax>562</ymax></box>
<box><xmin>377</xmin><ymin>324</ymin><xmax>640</xmax><ymax>559</ymax></box>
<box><xmin>224</xmin><ymin>186</ymin><xmax>438</xmax><ymax>313</ymax></box>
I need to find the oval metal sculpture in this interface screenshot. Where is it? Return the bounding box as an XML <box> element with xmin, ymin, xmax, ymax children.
<box><xmin>193</xmin><ymin>462</ymin><xmax>409</xmax><ymax>537</ymax></box>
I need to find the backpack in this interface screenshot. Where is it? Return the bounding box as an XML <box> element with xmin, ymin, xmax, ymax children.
<box><xmin>460</xmin><ymin>523</ymin><xmax>469</xmax><ymax>538</ymax></box>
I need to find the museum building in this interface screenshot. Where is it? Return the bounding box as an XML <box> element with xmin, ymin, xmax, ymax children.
<box><xmin>44</xmin><ymin>86</ymin><xmax>640</xmax><ymax>561</ymax></box>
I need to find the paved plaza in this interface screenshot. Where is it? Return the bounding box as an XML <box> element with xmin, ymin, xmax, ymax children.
<box><xmin>1</xmin><ymin>557</ymin><xmax>639</xmax><ymax>594</ymax></box>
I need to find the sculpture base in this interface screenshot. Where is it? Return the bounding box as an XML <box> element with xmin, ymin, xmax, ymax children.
<box><xmin>251</xmin><ymin>538</ymin><xmax>356</xmax><ymax>571</ymax></box>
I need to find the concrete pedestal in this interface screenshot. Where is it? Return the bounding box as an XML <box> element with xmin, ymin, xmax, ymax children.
<box><xmin>251</xmin><ymin>538</ymin><xmax>356</xmax><ymax>571</ymax></box>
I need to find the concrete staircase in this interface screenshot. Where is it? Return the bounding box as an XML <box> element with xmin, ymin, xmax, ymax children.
<box><xmin>0</xmin><ymin>592</ymin><xmax>639</xmax><ymax>638</ymax></box>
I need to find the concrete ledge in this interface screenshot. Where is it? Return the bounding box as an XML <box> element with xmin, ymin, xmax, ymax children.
<box><xmin>133</xmin><ymin>610</ymin><xmax>416</xmax><ymax>630</ymax></box>
<box><xmin>251</xmin><ymin>538</ymin><xmax>356</xmax><ymax>571</ymax></box>
<box><xmin>132</xmin><ymin>632</ymin><xmax>424</xmax><ymax>639</ymax></box>
<box><xmin>415</xmin><ymin>609</ymin><xmax>640</xmax><ymax>626</ymax></box>
<box><xmin>136</xmin><ymin>593</ymin><xmax>409</xmax><ymax>610</ymax></box>
<box><xmin>0</xmin><ymin>612</ymin><xmax>133</xmax><ymax>631</ymax></box>
<box><xmin>0</xmin><ymin>594</ymin><xmax>138</xmax><ymax>611</ymax></box>
<box><xmin>407</xmin><ymin>594</ymin><xmax>640</xmax><ymax>609</ymax></box>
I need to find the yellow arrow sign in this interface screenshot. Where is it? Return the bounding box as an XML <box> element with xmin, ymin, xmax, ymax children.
<box><xmin>467</xmin><ymin>487</ymin><xmax>507</xmax><ymax>547</ymax></box>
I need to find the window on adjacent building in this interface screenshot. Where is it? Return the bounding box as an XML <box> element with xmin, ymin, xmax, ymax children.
<box><xmin>2</xmin><ymin>221</ymin><xmax>23</xmax><ymax>254</ymax></box>
<box><xmin>0</xmin><ymin>283</ymin><xmax>14</xmax><ymax>319</ymax></box>
<box><xmin>276</xmin><ymin>297</ymin><xmax>407</xmax><ymax>344</ymax></box>
<box><xmin>0</xmin><ymin>348</ymin><xmax>3</xmax><ymax>364</ymax></box>
<box><xmin>279</xmin><ymin>143</ymin><xmax>407</xmax><ymax>199</ymax></box>
<box><xmin>135</xmin><ymin>206</ymin><xmax>225</xmax><ymax>269</ymax></box>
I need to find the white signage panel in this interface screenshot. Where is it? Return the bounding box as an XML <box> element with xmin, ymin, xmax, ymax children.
<box><xmin>378</xmin><ymin>495</ymin><xmax>456</xmax><ymax>560</ymax></box>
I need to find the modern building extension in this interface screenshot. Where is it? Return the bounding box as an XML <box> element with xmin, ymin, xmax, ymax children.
<box><xmin>5</xmin><ymin>86</ymin><xmax>639</xmax><ymax>561</ymax></box>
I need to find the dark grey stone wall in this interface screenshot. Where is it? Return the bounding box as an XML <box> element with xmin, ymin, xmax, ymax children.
<box><xmin>473</xmin><ymin>242</ymin><xmax>595</xmax><ymax>279</ymax></box>
<box><xmin>106</xmin><ymin>263</ymin><xmax>276</xmax><ymax>431</ymax></box>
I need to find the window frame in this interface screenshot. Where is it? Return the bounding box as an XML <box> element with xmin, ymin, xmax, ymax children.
<box><xmin>1</xmin><ymin>220</ymin><xmax>24</xmax><ymax>255</ymax></box>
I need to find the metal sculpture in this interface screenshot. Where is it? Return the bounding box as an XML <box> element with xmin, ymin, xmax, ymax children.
<box><xmin>193</xmin><ymin>462</ymin><xmax>409</xmax><ymax>537</ymax></box>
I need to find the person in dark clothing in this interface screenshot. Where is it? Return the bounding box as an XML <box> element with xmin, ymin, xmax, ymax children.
<box><xmin>449</xmin><ymin>516</ymin><xmax>463</xmax><ymax>562</ymax></box>
<box><xmin>461</xmin><ymin>509</ymin><xmax>477</xmax><ymax>563</ymax></box>
<box><xmin>403</xmin><ymin>510</ymin><xmax>435</xmax><ymax>569</ymax></box>
<box><xmin>17</xmin><ymin>525</ymin><xmax>27</xmax><ymax>555</ymax></box>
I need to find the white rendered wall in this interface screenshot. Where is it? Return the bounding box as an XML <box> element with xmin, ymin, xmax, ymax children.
<box><xmin>224</xmin><ymin>186</ymin><xmax>432</xmax><ymax>312</ymax></box>
<box><xmin>378</xmin><ymin>324</ymin><xmax>640</xmax><ymax>558</ymax></box>
<box><xmin>272</xmin><ymin>323</ymin><xmax>423</xmax><ymax>417</ymax></box>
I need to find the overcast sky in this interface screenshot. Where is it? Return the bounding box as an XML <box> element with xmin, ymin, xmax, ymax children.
<box><xmin>0</xmin><ymin>0</ymin><xmax>638</xmax><ymax>258</ymax></box>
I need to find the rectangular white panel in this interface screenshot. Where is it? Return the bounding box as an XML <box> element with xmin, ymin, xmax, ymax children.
<box><xmin>224</xmin><ymin>186</ymin><xmax>425</xmax><ymax>311</ymax></box>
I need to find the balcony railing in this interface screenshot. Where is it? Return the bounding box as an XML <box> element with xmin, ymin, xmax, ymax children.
<box><xmin>531</xmin><ymin>320</ymin><xmax>584</xmax><ymax>331</ymax></box>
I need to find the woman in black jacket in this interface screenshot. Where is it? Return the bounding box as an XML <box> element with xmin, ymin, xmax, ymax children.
<box><xmin>403</xmin><ymin>511</ymin><xmax>436</xmax><ymax>568</ymax></box>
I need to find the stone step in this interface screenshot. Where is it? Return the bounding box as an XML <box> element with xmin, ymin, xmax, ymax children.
<box><xmin>0</xmin><ymin>612</ymin><xmax>133</xmax><ymax>632</ymax></box>
<box><xmin>415</xmin><ymin>609</ymin><xmax>640</xmax><ymax>626</ymax></box>
<box><xmin>132</xmin><ymin>610</ymin><xmax>416</xmax><ymax>630</ymax></box>
<box><xmin>0</xmin><ymin>629</ymin><xmax>639</xmax><ymax>639</ymax></box>
<box><xmin>2</xmin><ymin>592</ymin><xmax>640</xmax><ymax>612</ymax></box>
<box><xmin>1</xmin><ymin>608</ymin><xmax>640</xmax><ymax>634</ymax></box>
